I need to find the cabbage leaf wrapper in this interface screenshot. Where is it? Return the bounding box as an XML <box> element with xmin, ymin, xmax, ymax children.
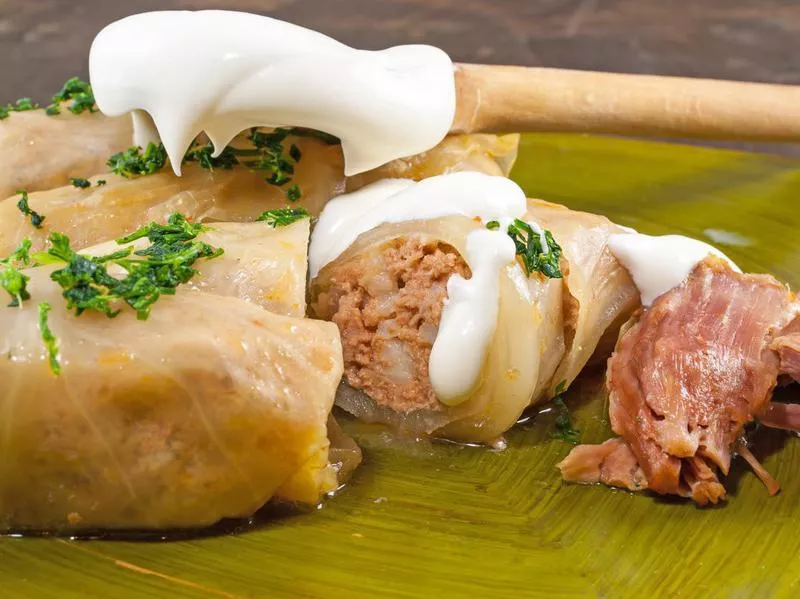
<box><xmin>0</xmin><ymin>270</ymin><xmax>344</xmax><ymax>532</ymax></box>
<box><xmin>345</xmin><ymin>134</ymin><xmax>519</xmax><ymax>191</ymax></box>
<box><xmin>0</xmin><ymin>109</ymin><xmax>133</xmax><ymax>199</ymax></box>
<box><xmin>525</xmin><ymin>200</ymin><xmax>641</xmax><ymax>397</ymax></box>
<box><xmin>310</xmin><ymin>216</ymin><xmax>547</xmax><ymax>443</ymax></box>
<box><xmin>82</xmin><ymin>220</ymin><xmax>310</xmax><ymax>318</ymax></box>
<box><xmin>0</xmin><ymin>133</ymin><xmax>344</xmax><ymax>255</ymax></box>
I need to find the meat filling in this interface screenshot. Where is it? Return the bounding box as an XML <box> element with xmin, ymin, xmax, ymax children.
<box><xmin>313</xmin><ymin>236</ymin><xmax>470</xmax><ymax>412</ymax></box>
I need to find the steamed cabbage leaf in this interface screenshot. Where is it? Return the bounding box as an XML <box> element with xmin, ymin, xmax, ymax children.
<box><xmin>0</xmin><ymin>268</ymin><xmax>344</xmax><ymax>531</ymax></box>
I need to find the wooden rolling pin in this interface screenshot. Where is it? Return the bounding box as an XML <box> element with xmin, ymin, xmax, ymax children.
<box><xmin>451</xmin><ymin>64</ymin><xmax>800</xmax><ymax>141</ymax></box>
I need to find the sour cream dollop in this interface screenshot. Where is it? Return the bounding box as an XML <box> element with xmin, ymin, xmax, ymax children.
<box><xmin>310</xmin><ymin>172</ymin><xmax>533</xmax><ymax>405</ymax></box>
<box><xmin>608</xmin><ymin>232</ymin><xmax>741</xmax><ymax>307</ymax></box>
<box><xmin>89</xmin><ymin>10</ymin><xmax>456</xmax><ymax>176</ymax></box>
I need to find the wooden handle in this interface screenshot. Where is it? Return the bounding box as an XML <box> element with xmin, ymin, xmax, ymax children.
<box><xmin>451</xmin><ymin>63</ymin><xmax>800</xmax><ymax>141</ymax></box>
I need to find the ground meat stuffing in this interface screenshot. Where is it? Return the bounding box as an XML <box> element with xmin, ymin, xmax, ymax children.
<box><xmin>319</xmin><ymin>236</ymin><xmax>470</xmax><ymax>412</ymax></box>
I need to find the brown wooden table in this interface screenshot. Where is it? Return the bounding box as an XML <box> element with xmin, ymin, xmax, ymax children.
<box><xmin>1</xmin><ymin>0</ymin><xmax>797</xmax><ymax>153</ymax></box>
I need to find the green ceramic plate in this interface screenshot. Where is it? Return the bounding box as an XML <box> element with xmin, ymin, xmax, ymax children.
<box><xmin>3</xmin><ymin>134</ymin><xmax>799</xmax><ymax>598</ymax></box>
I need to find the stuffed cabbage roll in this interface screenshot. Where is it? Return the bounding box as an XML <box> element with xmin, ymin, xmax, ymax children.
<box><xmin>525</xmin><ymin>200</ymin><xmax>640</xmax><ymax>396</ymax></box>
<box><xmin>308</xmin><ymin>175</ymin><xmax>646</xmax><ymax>442</ymax></box>
<box><xmin>0</xmin><ymin>132</ymin><xmax>344</xmax><ymax>255</ymax></box>
<box><xmin>0</xmin><ymin>269</ymin><xmax>344</xmax><ymax>531</ymax></box>
<box><xmin>345</xmin><ymin>134</ymin><xmax>520</xmax><ymax>191</ymax></box>
<box><xmin>310</xmin><ymin>216</ymin><xmax>543</xmax><ymax>443</ymax></box>
<box><xmin>0</xmin><ymin>108</ymin><xmax>132</xmax><ymax>199</ymax></box>
<box><xmin>83</xmin><ymin>220</ymin><xmax>310</xmax><ymax>317</ymax></box>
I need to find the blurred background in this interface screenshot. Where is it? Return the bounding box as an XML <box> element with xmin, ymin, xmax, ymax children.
<box><xmin>1</xmin><ymin>0</ymin><xmax>796</xmax><ymax>152</ymax></box>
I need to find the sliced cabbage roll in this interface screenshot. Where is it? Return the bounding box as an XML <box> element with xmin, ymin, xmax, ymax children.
<box><xmin>81</xmin><ymin>220</ymin><xmax>310</xmax><ymax>317</ymax></box>
<box><xmin>0</xmin><ymin>109</ymin><xmax>132</xmax><ymax>199</ymax></box>
<box><xmin>346</xmin><ymin>134</ymin><xmax>520</xmax><ymax>191</ymax></box>
<box><xmin>525</xmin><ymin>200</ymin><xmax>641</xmax><ymax>396</ymax></box>
<box><xmin>310</xmin><ymin>216</ymin><xmax>547</xmax><ymax>443</ymax></box>
<box><xmin>0</xmin><ymin>269</ymin><xmax>344</xmax><ymax>531</ymax></box>
<box><xmin>0</xmin><ymin>132</ymin><xmax>343</xmax><ymax>255</ymax></box>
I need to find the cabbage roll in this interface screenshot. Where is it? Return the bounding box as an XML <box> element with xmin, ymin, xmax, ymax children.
<box><xmin>346</xmin><ymin>134</ymin><xmax>520</xmax><ymax>191</ymax></box>
<box><xmin>0</xmin><ymin>269</ymin><xmax>344</xmax><ymax>531</ymax></box>
<box><xmin>83</xmin><ymin>220</ymin><xmax>310</xmax><ymax>317</ymax></box>
<box><xmin>0</xmin><ymin>131</ymin><xmax>343</xmax><ymax>256</ymax></box>
<box><xmin>525</xmin><ymin>200</ymin><xmax>640</xmax><ymax>396</ymax></box>
<box><xmin>0</xmin><ymin>109</ymin><xmax>132</xmax><ymax>199</ymax></box>
<box><xmin>310</xmin><ymin>216</ymin><xmax>546</xmax><ymax>443</ymax></box>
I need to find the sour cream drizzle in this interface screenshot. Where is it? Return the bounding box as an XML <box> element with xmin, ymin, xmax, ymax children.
<box><xmin>309</xmin><ymin>172</ymin><xmax>531</xmax><ymax>405</ymax></box>
<box><xmin>89</xmin><ymin>10</ymin><xmax>456</xmax><ymax>176</ymax></box>
<box><xmin>608</xmin><ymin>232</ymin><xmax>741</xmax><ymax>307</ymax></box>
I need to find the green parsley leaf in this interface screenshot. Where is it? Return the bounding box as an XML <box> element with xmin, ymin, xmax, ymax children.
<box><xmin>16</xmin><ymin>190</ymin><xmax>45</xmax><ymax>229</ymax></box>
<box><xmin>486</xmin><ymin>220</ymin><xmax>500</xmax><ymax>231</ymax></box>
<box><xmin>42</xmin><ymin>214</ymin><xmax>223</xmax><ymax>321</ymax></box>
<box><xmin>183</xmin><ymin>141</ymin><xmax>240</xmax><ymax>170</ymax></box>
<box><xmin>0</xmin><ymin>239</ymin><xmax>32</xmax><ymax>307</ymax></box>
<box><xmin>107</xmin><ymin>142</ymin><xmax>168</xmax><ymax>178</ymax></box>
<box><xmin>96</xmin><ymin>179</ymin><xmax>107</xmax><ymax>186</ymax></box>
<box><xmin>506</xmin><ymin>219</ymin><xmax>563</xmax><ymax>279</ymax></box>
<box><xmin>47</xmin><ymin>77</ymin><xmax>96</xmax><ymax>116</ymax></box>
<box><xmin>69</xmin><ymin>177</ymin><xmax>91</xmax><ymax>189</ymax></box>
<box><xmin>1</xmin><ymin>97</ymin><xmax>39</xmax><ymax>119</ymax></box>
<box><xmin>245</xmin><ymin>128</ymin><xmax>296</xmax><ymax>185</ymax></box>
<box><xmin>286</xmin><ymin>184</ymin><xmax>302</xmax><ymax>202</ymax></box>
<box><xmin>284</xmin><ymin>127</ymin><xmax>340</xmax><ymax>145</ymax></box>
<box><xmin>38</xmin><ymin>302</ymin><xmax>61</xmax><ymax>375</ymax></box>
<box><xmin>551</xmin><ymin>381</ymin><xmax>580</xmax><ymax>444</ymax></box>
<box><xmin>256</xmin><ymin>207</ymin><xmax>310</xmax><ymax>228</ymax></box>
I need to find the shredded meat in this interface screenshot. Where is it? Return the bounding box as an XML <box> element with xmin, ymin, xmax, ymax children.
<box><xmin>565</xmin><ymin>257</ymin><xmax>796</xmax><ymax>505</ymax></box>
<box><xmin>773</xmin><ymin>331</ymin><xmax>800</xmax><ymax>383</ymax></box>
<box><xmin>317</xmin><ymin>236</ymin><xmax>469</xmax><ymax>412</ymax></box>
<box><xmin>558</xmin><ymin>438</ymin><xmax>648</xmax><ymax>491</ymax></box>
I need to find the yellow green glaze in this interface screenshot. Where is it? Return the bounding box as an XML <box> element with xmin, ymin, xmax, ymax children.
<box><xmin>2</xmin><ymin>134</ymin><xmax>799</xmax><ymax>598</ymax></box>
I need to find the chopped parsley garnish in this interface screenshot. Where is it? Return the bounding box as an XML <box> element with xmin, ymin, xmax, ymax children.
<box><xmin>107</xmin><ymin>142</ymin><xmax>168</xmax><ymax>178</ymax></box>
<box><xmin>183</xmin><ymin>141</ymin><xmax>240</xmax><ymax>170</ymax></box>
<box><xmin>285</xmin><ymin>127</ymin><xmax>340</xmax><ymax>145</ymax></box>
<box><xmin>38</xmin><ymin>302</ymin><xmax>60</xmax><ymax>375</ymax></box>
<box><xmin>243</xmin><ymin>128</ymin><xmax>304</xmax><ymax>201</ymax></box>
<box><xmin>551</xmin><ymin>381</ymin><xmax>580</xmax><ymax>444</ymax></box>
<box><xmin>96</xmin><ymin>179</ymin><xmax>107</xmax><ymax>186</ymax></box>
<box><xmin>106</xmin><ymin>127</ymin><xmax>318</xmax><ymax>201</ymax></box>
<box><xmin>0</xmin><ymin>239</ymin><xmax>32</xmax><ymax>307</ymax></box>
<box><xmin>506</xmin><ymin>219</ymin><xmax>562</xmax><ymax>279</ymax></box>
<box><xmin>0</xmin><ymin>97</ymin><xmax>39</xmax><ymax>119</ymax></box>
<box><xmin>16</xmin><ymin>190</ymin><xmax>45</xmax><ymax>229</ymax></box>
<box><xmin>36</xmin><ymin>213</ymin><xmax>223</xmax><ymax>322</ymax></box>
<box><xmin>486</xmin><ymin>220</ymin><xmax>500</xmax><ymax>231</ymax></box>
<box><xmin>256</xmin><ymin>207</ymin><xmax>310</xmax><ymax>228</ymax></box>
<box><xmin>69</xmin><ymin>177</ymin><xmax>91</xmax><ymax>189</ymax></box>
<box><xmin>46</xmin><ymin>77</ymin><xmax>96</xmax><ymax>116</ymax></box>
<box><xmin>286</xmin><ymin>184</ymin><xmax>302</xmax><ymax>202</ymax></box>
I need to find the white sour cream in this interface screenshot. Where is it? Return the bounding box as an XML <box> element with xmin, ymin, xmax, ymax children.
<box><xmin>309</xmin><ymin>172</ymin><xmax>527</xmax><ymax>277</ymax></box>
<box><xmin>309</xmin><ymin>172</ymin><xmax>532</xmax><ymax>405</ymax></box>
<box><xmin>430</xmin><ymin>229</ymin><xmax>516</xmax><ymax>404</ymax></box>
<box><xmin>608</xmin><ymin>233</ymin><xmax>741</xmax><ymax>307</ymax></box>
<box><xmin>89</xmin><ymin>10</ymin><xmax>456</xmax><ymax>176</ymax></box>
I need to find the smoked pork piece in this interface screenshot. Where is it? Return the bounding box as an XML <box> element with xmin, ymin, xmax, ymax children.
<box><xmin>0</xmin><ymin>109</ymin><xmax>132</xmax><ymax>198</ymax></box>
<box><xmin>560</xmin><ymin>257</ymin><xmax>797</xmax><ymax>505</ymax></box>
<box><xmin>0</xmin><ymin>269</ymin><xmax>344</xmax><ymax>531</ymax></box>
